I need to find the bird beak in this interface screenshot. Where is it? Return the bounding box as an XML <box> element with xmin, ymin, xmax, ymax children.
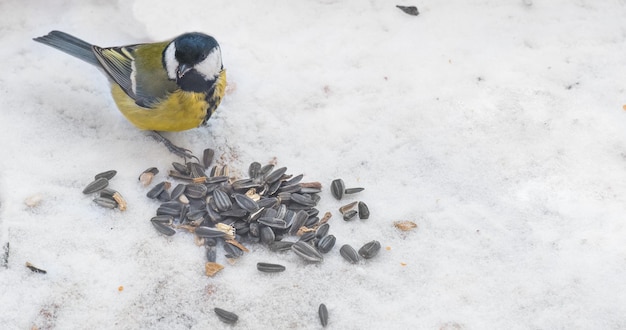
<box><xmin>176</xmin><ymin>64</ymin><xmax>192</xmax><ymax>78</ymax></box>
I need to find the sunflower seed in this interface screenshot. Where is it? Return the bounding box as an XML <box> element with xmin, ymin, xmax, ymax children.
<box><xmin>298</xmin><ymin>231</ymin><xmax>316</xmax><ymax>242</ymax></box>
<box><xmin>343</xmin><ymin>210</ymin><xmax>358</xmax><ymax>221</ymax></box>
<box><xmin>291</xmin><ymin>241</ymin><xmax>323</xmax><ymax>263</ymax></box>
<box><xmin>291</xmin><ymin>193</ymin><xmax>316</xmax><ymax>207</ymax></box>
<box><xmin>358</xmin><ymin>240</ymin><xmax>381</xmax><ymax>259</ymax></box>
<box><xmin>396</xmin><ymin>5</ymin><xmax>419</xmax><ymax>16</ymax></box>
<box><xmin>259</xmin><ymin>217</ymin><xmax>288</xmax><ymax>229</ymax></box>
<box><xmin>268</xmin><ymin>240</ymin><xmax>293</xmax><ymax>252</ymax></box>
<box><xmin>151</xmin><ymin>218</ymin><xmax>176</xmax><ymax>236</ymax></box>
<box><xmin>257</xmin><ymin>197</ymin><xmax>279</xmax><ymax>209</ymax></box>
<box><xmin>345</xmin><ymin>187</ymin><xmax>365</xmax><ymax>194</ymax></box>
<box><xmin>300</xmin><ymin>187</ymin><xmax>322</xmax><ymax>194</ymax></box>
<box><xmin>151</xmin><ymin>215</ymin><xmax>174</xmax><ymax>223</ymax></box>
<box><xmin>189</xmin><ymin>162</ymin><xmax>207</xmax><ymax>178</ymax></box>
<box><xmin>319</xmin><ymin>303</ymin><xmax>328</xmax><ymax>327</ymax></box>
<box><xmin>205</xmin><ymin>175</ymin><xmax>229</xmax><ymax>184</ymax></box>
<box><xmin>233</xmin><ymin>193</ymin><xmax>259</xmax><ymax>212</ymax></box>
<box><xmin>232</xmin><ymin>178</ymin><xmax>259</xmax><ymax>190</ymax></box>
<box><xmin>213</xmin><ymin>189</ymin><xmax>232</xmax><ymax>212</ymax></box>
<box><xmin>265</xmin><ymin>166</ymin><xmax>287</xmax><ymax>184</ymax></box>
<box><xmin>315</xmin><ymin>223</ymin><xmax>330</xmax><ymax>238</ymax></box>
<box><xmin>277</xmin><ymin>183</ymin><xmax>301</xmax><ymax>194</ymax></box>
<box><xmin>220</xmin><ymin>208</ymin><xmax>247</xmax><ymax>218</ymax></box>
<box><xmin>259</xmin><ymin>164</ymin><xmax>274</xmax><ymax>179</ymax></box>
<box><xmin>316</xmin><ymin>235</ymin><xmax>336</xmax><ymax>254</ymax></box>
<box><xmin>185</xmin><ymin>183</ymin><xmax>208</xmax><ymax>199</ymax></box>
<box><xmin>139</xmin><ymin>167</ymin><xmax>159</xmax><ymax>186</ymax></box>
<box><xmin>195</xmin><ymin>226</ymin><xmax>226</xmax><ymax>238</ymax></box>
<box><xmin>214</xmin><ymin>307</ymin><xmax>238</xmax><ymax>324</ymax></box>
<box><xmin>248</xmin><ymin>162</ymin><xmax>262</xmax><ymax>180</ymax></box>
<box><xmin>146</xmin><ymin>181</ymin><xmax>167</xmax><ymax>199</ymax></box>
<box><xmin>202</xmin><ymin>148</ymin><xmax>215</xmax><ymax>169</ymax></box>
<box><xmin>172</xmin><ymin>162</ymin><xmax>189</xmax><ymax>175</ymax></box>
<box><xmin>25</xmin><ymin>262</ymin><xmax>46</xmax><ymax>274</ymax></box>
<box><xmin>186</xmin><ymin>209</ymin><xmax>207</xmax><ymax>221</ymax></box>
<box><xmin>284</xmin><ymin>173</ymin><xmax>303</xmax><ymax>186</ymax></box>
<box><xmin>223</xmin><ymin>241</ymin><xmax>243</xmax><ymax>259</ymax></box>
<box><xmin>170</xmin><ymin>184</ymin><xmax>186</xmax><ymax>200</ymax></box>
<box><xmin>156</xmin><ymin>204</ymin><xmax>180</xmax><ymax>217</ymax></box>
<box><xmin>94</xmin><ymin>196</ymin><xmax>117</xmax><ymax>209</ymax></box>
<box><xmin>339</xmin><ymin>244</ymin><xmax>360</xmax><ymax>263</ymax></box>
<box><xmin>260</xmin><ymin>226</ymin><xmax>275</xmax><ymax>244</ymax></box>
<box><xmin>83</xmin><ymin>177</ymin><xmax>109</xmax><ymax>194</ymax></box>
<box><xmin>95</xmin><ymin>170</ymin><xmax>117</xmax><ymax>180</ymax></box>
<box><xmin>257</xmin><ymin>262</ymin><xmax>286</xmax><ymax>273</ymax></box>
<box><xmin>157</xmin><ymin>189</ymin><xmax>170</xmax><ymax>202</ymax></box>
<box><xmin>330</xmin><ymin>179</ymin><xmax>345</xmax><ymax>200</ymax></box>
<box><xmin>206</xmin><ymin>246</ymin><xmax>217</xmax><ymax>262</ymax></box>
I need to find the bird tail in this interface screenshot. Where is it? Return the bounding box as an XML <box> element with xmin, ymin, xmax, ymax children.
<box><xmin>33</xmin><ymin>31</ymin><xmax>99</xmax><ymax>66</ymax></box>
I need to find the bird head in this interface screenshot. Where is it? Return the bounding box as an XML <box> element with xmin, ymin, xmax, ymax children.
<box><xmin>163</xmin><ymin>32</ymin><xmax>223</xmax><ymax>92</ymax></box>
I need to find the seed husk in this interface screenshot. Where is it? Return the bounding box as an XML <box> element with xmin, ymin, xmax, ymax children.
<box><xmin>205</xmin><ymin>262</ymin><xmax>224</xmax><ymax>277</ymax></box>
<box><xmin>330</xmin><ymin>179</ymin><xmax>345</xmax><ymax>200</ymax></box>
<box><xmin>139</xmin><ymin>167</ymin><xmax>159</xmax><ymax>186</ymax></box>
<box><xmin>357</xmin><ymin>201</ymin><xmax>370</xmax><ymax>219</ymax></box>
<box><xmin>358</xmin><ymin>240</ymin><xmax>381</xmax><ymax>259</ymax></box>
<box><xmin>257</xmin><ymin>262</ymin><xmax>286</xmax><ymax>273</ymax></box>
<box><xmin>83</xmin><ymin>177</ymin><xmax>109</xmax><ymax>194</ymax></box>
<box><xmin>319</xmin><ymin>211</ymin><xmax>332</xmax><ymax>225</ymax></box>
<box><xmin>343</xmin><ymin>210</ymin><xmax>358</xmax><ymax>221</ymax></box>
<box><xmin>394</xmin><ymin>220</ymin><xmax>417</xmax><ymax>231</ymax></box>
<box><xmin>316</xmin><ymin>235</ymin><xmax>336</xmax><ymax>254</ymax></box>
<box><xmin>25</xmin><ymin>262</ymin><xmax>46</xmax><ymax>274</ymax></box>
<box><xmin>396</xmin><ymin>5</ymin><xmax>419</xmax><ymax>16</ymax></box>
<box><xmin>202</xmin><ymin>148</ymin><xmax>215</xmax><ymax>169</ymax></box>
<box><xmin>146</xmin><ymin>181</ymin><xmax>167</xmax><ymax>199</ymax></box>
<box><xmin>195</xmin><ymin>226</ymin><xmax>226</xmax><ymax>238</ymax></box>
<box><xmin>339</xmin><ymin>201</ymin><xmax>358</xmax><ymax>214</ymax></box>
<box><xmin>339</xmin><ymin>244</ymin><xmax>360</xmax><ymax>263</ymax></box>
<box><xmin>95</xmin><ymin>170</ymin><xmax>117</xmax><ymax>180</ymax></box>
<box><xmin>94</xmin><ymin>196</ymin><xmax>117</xmax><ymax>209</ymax></box>
<box><xmin>292</xmin><ymin>241</ymin><xmax>323</xmax><ymax>263</ymax></box>
<box><xmin>319</xmin><ymin>303</ymin><xmax>328</xmax><ymax>327</ymax></box>
<box><xmin>214</xmin><ymin>307</ymin><xmax>238</xmax><ymax>324</ymax></box>
<box><xmin>344</xmin><ymin>187</ymin><xmax>365</xmax><ymax>194</ymax></box>
<box><xmin>112</xmin><ymin>192</ymin><xmax>127</xmax><ymax>211</ymax></box>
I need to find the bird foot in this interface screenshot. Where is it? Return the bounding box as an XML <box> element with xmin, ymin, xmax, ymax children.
<box><xmin>148</xmin><ymin>131</ymin><xmax>198</xmax><ymax>161</ymax></box>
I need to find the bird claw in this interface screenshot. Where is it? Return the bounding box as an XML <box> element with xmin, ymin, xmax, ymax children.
<box><xmin>149</xmin><ymin>131</ymin><xmax>198</xmax><ymax>160</ymax></box>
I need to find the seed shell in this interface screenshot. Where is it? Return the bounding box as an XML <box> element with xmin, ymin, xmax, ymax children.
<box><xmin>83</xmin><ymin>177</ymin><xmax>109</xmax><ymax>194</ymax></box>
<box><xmin>205</xmin><ymin>262</ymin><xmax>224</xmax><ymax>277</ymax></box>
<box><xmin>319</xmin><ymin>303</ymin><xmax>329</xmax><ymax>327</ymax></box>
<box><xmin>339</xmin><ymin>244</ymin><xmax>360</xmax><ymax>263</ymax></box>
<box><xmin>396</xmin><ymin>5</ymin><xmax>419</xmax><ymax>16</ymax></box>
<box><xmin>25</xmin><ymin>262</ymin><xmax>47</xmax><ymax>274</ymax></box>
<box><xmin>214</xmin><ymin>307</ymin><xmax>238</xmax><ymax>324</ymax></box>
<box><xmin>257</xmin><ymin>262</ymin><xmax>286</xmax><ymax>273</ymax></box>
<box><xmin>358</xmin><ymin>240</ymin><xmax>381</xmax><ymax>259</ymax></box>
<box><xmin>94</xmin><ymin>170</ymin><xmax>117</xmax><ymax>180</ymax></box>
<box><xmin>292</xmin><ymin>241</ymin><xmax>323</xmax><ymax>263</ymax></box>
<box><xmin>343</xmin><ymin>210</ymin><xmax>358</xmax><ymax>221</ymax></box>
<box><xmin>112</xmin><ymin>192</ymin><xmax>127</xmax><ymax>211</ymax></box>
<box><xmin>330</xmin><ymin>179</ymin><xmax>345</xmax><ymax>200</ymax></box>
<box><xmin>394</xmin><ymin>221</ymin><xmax>417</xmax><ymax>231</ymax></box>
<box><xmin>339</xmin><ymin>201</ymin><xmax>358</xmax><ymax>214</ymax></box>
<box><xmin>345</xmin><ymin>187</ymin><xmax>365</xmax><ymax>194</ymax></box>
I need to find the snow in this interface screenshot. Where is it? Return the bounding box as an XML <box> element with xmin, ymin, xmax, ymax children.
<box><xmin>2</xmin><ymin>0</ymin><xmax>626</xmax><ymax>328</ymax></box>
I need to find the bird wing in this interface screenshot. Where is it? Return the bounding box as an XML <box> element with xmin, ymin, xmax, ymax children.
<box><xmin>92</xmin><ymin>45</ymin><xmax>138</xmax><ymax>100</ymax></box>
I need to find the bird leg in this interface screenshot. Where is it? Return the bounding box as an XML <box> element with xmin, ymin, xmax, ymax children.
<box><xmin>148</xmin><ymin>131</ymin><xmax>197</xmax><ymax>160</ymax></box>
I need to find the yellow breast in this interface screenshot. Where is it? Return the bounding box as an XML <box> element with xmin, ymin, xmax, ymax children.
<box><xmin>110</xmin><ymin>70</ymin><xmax>227</xmax><ymax>132</ymax></box>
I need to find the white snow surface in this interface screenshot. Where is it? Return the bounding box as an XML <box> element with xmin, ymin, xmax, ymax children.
<box><xmin>2</xmin><ymin>0</ymin><xmax>626</xmax><ymax>329</ymax></box>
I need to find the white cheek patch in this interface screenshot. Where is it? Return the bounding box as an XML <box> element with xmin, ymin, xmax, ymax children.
<box><xmin>164</xmin><ymin>42</ymin><xmax>179</xmax><ymax>80</ymax></box>
<box><xmin>195</xmin><ymin>47</ymin><xmax>222</xmax><ymax>79</ymax></box>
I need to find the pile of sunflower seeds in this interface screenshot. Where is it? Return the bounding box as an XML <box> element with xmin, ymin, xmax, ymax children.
<box><xmin>82</xmin><ymin>170</ymin><xmax>127</xmax><ymax>211</ymax></box>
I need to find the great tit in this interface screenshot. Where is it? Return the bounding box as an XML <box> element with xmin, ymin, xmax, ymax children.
<box><xmin>33</xmin><ymin>31</ymin><xmax>227</xmax><ymax>158</ymax></box>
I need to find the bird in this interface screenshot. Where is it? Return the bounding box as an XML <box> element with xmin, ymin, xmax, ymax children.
<box><xmin>33</xmin><ymin>30</ymin><xmax>227</xmax><ymax>158</ymax></box>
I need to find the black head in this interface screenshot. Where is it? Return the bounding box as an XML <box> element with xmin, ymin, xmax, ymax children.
<box><xmin>163</xmin><ymin>32</ymin><xmax>223</xmax><ymax>91</ymax></box>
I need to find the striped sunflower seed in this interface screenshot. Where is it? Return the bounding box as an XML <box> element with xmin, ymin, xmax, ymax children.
<box><xmin>94</xmin><ymin>196</ymin><xmax>117</xmax><ymax>209</ymax></box>
<box><xmin>185</xmin><ymin>183</ymin><xmax>208</xmax><ymax>199</ymax></box>
<box><xmin>358</xmin><ymin>201</ymin><xmax>370</xmax><ymax>219</ymax></box>
<box><xmin>330</xmin><ymin>179</ymin><xmax>345</xmax><ymax>200</ymax></box>
<box><xmin>268</xmin><ymin>240</ymin><xmax>293</xmax><ymax>252</ymax></box>
<box><xmin>146</xmin><ymin>181</ymin><xmax>167</xmax><ymax>199</ymax></box>
<box><xmin>288</xmin><ymin>210</ymin><xmax>308</xmax><ymax>235</ymax></box>
<box><xmin>315</xmin><ymin>223</ymin><xmax>330</xmax><ymax>238</ymax></box>
<box><xmin>94</xmin><ymin>170</ymin><xmax>117</xmax><ymax>180</ymax></box>
<box><xmin>151</xmin><ymin>218</ymin><xmax>176</xmax><ymax>236</ymax></box>
<box><xmin>290</xmin><ymin>193</ymin><xmax>316</xmax><ymax>207</ymax></box>
<box><xmin>343</xmin><ymin>210</ymin><xmax>358</xmax><ymax>221</ymax></box>
<box><xmin>214</xmin><ymin>307</ymin><xmax>238</xmax><ymax>324</ymax></box>
<box><xmin>233</xmin><ymin>193</ymin><xmax>259</xmax><ymax>212</ymax></box>
<box><xmin>139</xmin><ymin>167</ymin><xmax>159</xmax><ymax>186</ymax></box>
<box><xmin>339</xmin><ymin>244</ymin><xmax>360</xmax><ymax>263</ymax></box>
<box><xmin>316</xmin><ymin>235</ymin><xmax>336</xmax><ymax>254</ymax></box>
<box><xmin>202</xmin><ymin>148</ymin><xmax>215</xmax><ymax>169</ymax></box>
<box><xmin>248</xmin><ymin>162</ymin><xmax>262</xmax><ymax>180</ymax></box>
<box><xmin>195</xmin><ymin>226</ymin><xmax>226</xmax><ymax>238</ymax></box>
<box><xmin>206</xmin><ymin>246</ymin><xmax>217</xmax><ymax>262</ymax></box>
<box><xmin>260</xmin><ymin>226</ymin><xmax>276</xmax><ymax>244</ymax></box>
<box><xmin>258</xmin><ymin>217</ymin><xmax>288</xmax><ymax>229</ymax></box>
<box><xmin>257</xmin><ymin>262</ymin><xmax>286</xmax><ymax>273</ymax></box>
<box><xmin>170</xmin><ymin>183</ymin><xmax>186</xmax><ymax>201</ymax></box>
<box><xmin>358</xmin><ymin>240</ymin><xmax>381</xmax><ymax>259</ymax></box>
<box><xmin>319</xmin><ymin>303</ymin><xmax>329</xmax><ymax>327</ymax></box>
<box><xmin>292</xmin><ymin>241</ymin><xmax>323</xmax><ymax>263</ymax></box>
<box><xmin>171</xmin><ymin>162</ymin><xmax>189</xmax><ymax>175</ymax></box>
<box><xmin>264</xmin><ymin>166</ymin><xmax>287</xmax><ymax>184</ymax></box>
<box><xmin>213</xmin><ymin>189</ymin><xmax>232</xmax><ymax>212</ymax></box>
<box><xmin>345</xmin><ymin>187</ymin><xmax>365</xmax><ymax>194</ymax></box>
<box><xmin>83</xmin><ymin>177</ymin><xmax>109</xmax><ymax>194</ymax></box>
